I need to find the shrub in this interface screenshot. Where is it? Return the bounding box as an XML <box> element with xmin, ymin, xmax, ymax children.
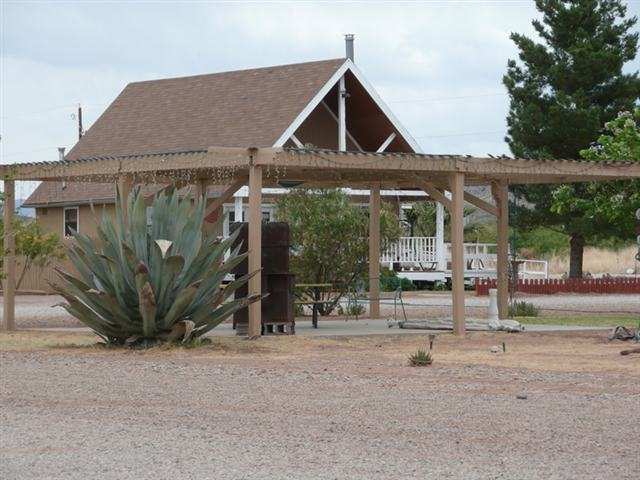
<box><xmin>509</xmin><ymin>300</ymin><xmax>540</xmax><ymax>317</ymax></box>
<box><xmin>408</xmin><ymin>348</ymin><xmax>433</xmax><ymax>367</ymax></box>
<box><xmin>380</xmin><ymin>267</ymin><xmax>416</xmax><ymax>292</ymax></box>
<box><xmin>337</xmin><ymin>302</ymin><xmax>365</xmax><ymax>316</ymax></box>
<box><xmin>52</xmin><ymin>186</ymin><xmax>259</xmax><ymax>346</ymax></box>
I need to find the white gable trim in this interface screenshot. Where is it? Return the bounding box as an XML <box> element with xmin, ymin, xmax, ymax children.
<box><xmin>272</xmin><ymin>59</ymin><xmax>422</xmax><ymax>153</ymax></box>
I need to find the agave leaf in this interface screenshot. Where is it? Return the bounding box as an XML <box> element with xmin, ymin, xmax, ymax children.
<box><xmin>155</xmin><ymin>239</ymin><xmax>173</xmax><ymax>258</ymax></box>
<box><xmin>161</xmin><ymin>280</ymin><xmax>202</xmax><ymax>329</ymax></box>
<box><xmin>134</xmin><ymin>262</ymin><xmax>157</xmax><ymax>337</ymax></box>
<box><xmin>193</xmin><ymin>294</ymin><xmax>261</xmax><ymax>336</ymax></box>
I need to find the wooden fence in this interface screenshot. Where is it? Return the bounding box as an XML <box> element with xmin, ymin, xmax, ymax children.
<box><xmin>0</xmin><ymin>257</ymin><xmax>60</xmax><ymax>294</ymax></box>
<box><xmin>475</xmin><ymin>276</ymin><xmax>640</xmax><ymax>296</ymax></box>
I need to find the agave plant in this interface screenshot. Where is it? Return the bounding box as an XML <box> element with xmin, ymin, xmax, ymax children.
<box><xmin>52</xmin><ymin>185</ymin><xmax>258</xmax><ymax>346</ymax></box>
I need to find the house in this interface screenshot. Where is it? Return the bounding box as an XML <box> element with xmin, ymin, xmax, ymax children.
<box><xmin>26</xmin><ymin>38</ymin><xmax>532</xmax><ymax>284</ymax></box>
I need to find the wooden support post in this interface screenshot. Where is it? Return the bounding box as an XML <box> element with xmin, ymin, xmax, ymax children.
<box><xmin>117</xmin><ymin>175</ymin><xmax>134</xmax><ymax>223</ymax></box>
<box><xmin>369</xmin><ymin>183</ymin><xmax>381</xmax><ymax>319</ymax></box>
<box><xmin>247</xmin><ymin>164</ymin><xmax>262</xmax><ymax>338</ymax></box>
<box><xmin>2</xmin><ymin>179</ymin><xmax>16</xmax><ymax>331</ymax></box>
<box><xmin>493</xmin><ymin>181</ymin><xmax>510</xmax><ymax>319</ymax></box>
<box><xmin>449</xmin><ymin>172</ymin><xmax>465</xmax><ymax>336</ymax></box>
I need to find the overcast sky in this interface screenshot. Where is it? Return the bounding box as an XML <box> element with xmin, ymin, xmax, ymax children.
<box><xmin>2</xmin><ymin>1</ymin><xmax>639</xmax><ymax>197</ymax></box>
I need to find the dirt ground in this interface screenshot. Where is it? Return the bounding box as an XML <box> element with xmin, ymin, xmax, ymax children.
<box><xmin>1</xmin><ymin>330</ymin><xmax>638</xmax><ymax>479</ymax></box>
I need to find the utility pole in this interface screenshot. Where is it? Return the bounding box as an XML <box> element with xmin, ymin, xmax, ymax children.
<box><xmin>77</xmin><ymin>103</ymin><xmax>83</xmax><ymax>140</ymax></box>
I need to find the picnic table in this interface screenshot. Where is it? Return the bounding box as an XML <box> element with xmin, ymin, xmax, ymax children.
<box><xmin>294</xmin><ymin>283</ymin><xmax>333</xmax><ymax>328</ymax></box>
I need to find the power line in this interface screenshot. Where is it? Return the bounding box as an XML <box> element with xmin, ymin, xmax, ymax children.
<box><xmin>389</xmin><ymin>92</ymin><xmax>507</xmax><ymax>104</ymax></box>
<box><xmin>415</xmin><ymin>130</ymin><xmax>505</xmax><ymax>139</ymax></box>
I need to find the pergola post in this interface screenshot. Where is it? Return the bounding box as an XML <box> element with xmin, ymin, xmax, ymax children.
<box><xmin>369</xmin><ymin>183</ymin><xmax>381</xmax><ymax>319</ymax></box>
<box><xmin>247</xmin><ymin>163</ymin><xmax>262</xmax><ymax>338</ymax></box>
<box><xmin>449</xmin><ymin>172</ymin><xmax>465</xmax><ymax>336</ymax></box>
<box><xmin>493</xmin><ymin>181</ymin><xmax>510</xmax><ymax>319</ymax></box>
<box><xmin>2</xmin><ymin>179</ymin><xmax>16</xmax><ymax>331</ymax></box>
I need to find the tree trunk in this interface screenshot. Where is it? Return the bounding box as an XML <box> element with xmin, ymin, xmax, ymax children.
<box><xmin>569</xmin><ymin>233</ymin><xmax>584</xmax><ymax>278</ymax></box>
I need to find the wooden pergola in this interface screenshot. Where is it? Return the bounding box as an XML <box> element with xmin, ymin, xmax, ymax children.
<box><xmin>2</xmin><ymin>146</ymin><xmax>639</xmax><ymax>336</ymax></box>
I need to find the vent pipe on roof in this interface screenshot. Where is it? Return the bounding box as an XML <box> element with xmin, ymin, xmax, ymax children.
<box><xmin>345</xmin><ymin>34</ymin><xmax>354</xmax><ymax>62</ymax></box>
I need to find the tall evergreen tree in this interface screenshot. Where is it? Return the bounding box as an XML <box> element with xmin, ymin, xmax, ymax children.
<box><xmin>503</xmin><ymin>0</ymin><xmax>640</xmax><ymax>277</ymax></box>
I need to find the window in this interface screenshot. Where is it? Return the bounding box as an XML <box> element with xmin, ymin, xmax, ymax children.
<box><xmin>63</xmin><ymin>207</ymin><xmax>79</xmax><ymax>237</ymax></box>
<box><xmin>262</xmin><ymin>210</ymin><xmax>271</xmax><ymax>223</ymax></box>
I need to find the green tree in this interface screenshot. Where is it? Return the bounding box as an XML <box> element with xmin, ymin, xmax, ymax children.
<box><xmin>551</xmin><ymin>109</ymin><xmax>640</xmax><ymax>246</ymax></box>
<box><xmin>503</xmin><ymin>0</ymin><xmax>640</xmax><ymax>277</ymax></box>
<box><xmin>0</xmin><ymin>214</ymin><xmax>65</xmax><ymax>290</ymax></box>
<box><xmin>276</xmin><ymin>189</ymin><xmax>401</xmax><ymax>315</ymax></box>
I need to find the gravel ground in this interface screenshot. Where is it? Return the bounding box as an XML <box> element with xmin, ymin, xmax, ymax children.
<box><xmin>3</xmin><ymin>292</ymin><xmax>639</xmax><ymax>329</ymax></box>
<box><xmin>1</xmin><ymin>331</ymin><xmax>638</xmax><ymax>479</ymax></box>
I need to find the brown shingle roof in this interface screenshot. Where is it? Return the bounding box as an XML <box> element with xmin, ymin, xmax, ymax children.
<box><xmin>67</xmin><ymin>58</ymin><xmax>346</xmax><ymax>159</ymax></box>
<box><xmin>25</xmin><ymin>58</ymin><xmax>346</xmax><ymax>207</ymax></box>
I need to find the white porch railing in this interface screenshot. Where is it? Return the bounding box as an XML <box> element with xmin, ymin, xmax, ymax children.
<box><xmin>381</xmin><ymin>237</ymin><xmax>437</xmax><ymax>266</ymax></box>
<box><xmin>383</xmin><ymin>238</ymin><xmax>548</xmax><ymax>278</ymax></box>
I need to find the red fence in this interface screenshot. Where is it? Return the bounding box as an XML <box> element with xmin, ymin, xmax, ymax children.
<box><xmin>475</xmin><ymin>277</ymin><xmax>640</xmax><ymax>296</ymax></box>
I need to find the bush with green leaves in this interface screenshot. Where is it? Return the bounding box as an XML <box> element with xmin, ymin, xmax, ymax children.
<box><xmin>379</xmin><ymin>267</ymin><xmax>415</xmax><ymax>292</ymax></box>
<box><xmin>509</xmin><ymin>301</ymin><xmax>540</xmax><ymax>318</ymax></box>
<box><xmin>52</xmin><ymin>186</ymin><xmax>258</xmax><ymax>346</ymax></box>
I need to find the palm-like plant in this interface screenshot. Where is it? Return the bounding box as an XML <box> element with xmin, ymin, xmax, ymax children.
<box><xmin>52</xmin><ymin>185</ymin><xmax>258</xmax><ymax>345</ymax></box>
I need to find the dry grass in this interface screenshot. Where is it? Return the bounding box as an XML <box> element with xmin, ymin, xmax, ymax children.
<box><xmin>548</xmin><ymin>245</ymin><xmax>639</xmax><ymax>275</ymax></box>
<box><xmin>2</xmin><ymin>329</ymin><xmax>638</xmax><ymax>375</ymax></box>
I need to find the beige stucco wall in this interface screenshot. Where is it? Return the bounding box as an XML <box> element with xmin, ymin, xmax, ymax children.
<box><xmin>35</xmin><ymin>204</ymin><xmax>115</xmax><ymax>240</ymax></box>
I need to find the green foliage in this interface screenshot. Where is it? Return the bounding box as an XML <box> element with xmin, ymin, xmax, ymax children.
<box><xmin>337</xmin><ymin>302</ymin><xmax>366</xmax><ymax>317</ymax></box>
<box><xmin>52</xmin><ymin>186</ymin><xmax>259</xmax><ymax>346</ymax></box>
<box><xmin>515</xmin><ymin>226</ymin><xmax>570</xmax><ymax>257</ymax></box>
<box><xmin>551</xmin><ymin>109</ymin><xmax>640</xmax><ymax>243</ymax></box>
<box><xmin>408</xmin><ymin>348</ymin><xmax>433</xmax><ymax>367</ymax></box>
<box><xmin>405</xmin><ymin>201</ymin><xmax>492</xmax><ymax>242</ymax></box>
<box><xmin>379</xmin><ymin>267</ymin><xmax>416</xmax><ymax>292</ymax></box>
<box><xmin>503</xmin><ymin>0</ymin><xmax>640</xmax><ymax>276</ymax></box>
<box><xmin>509</xmin><ymin>301</ymin><xmax>540</xmax><ymax>317</ymax></box>
<box><xmin>1</xmin><ymin>201</ymin><xmax>65</xmax><ymax>288</ymax></box>
<box><xmin>276</xmin><ymin>189</ymin><xmax>401</xmax><ymax>315</ymax></box>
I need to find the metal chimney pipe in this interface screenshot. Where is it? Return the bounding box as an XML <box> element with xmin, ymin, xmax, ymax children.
<box><xmin>58</xmin><ymin>147</ymin><xmax>66</xmax><ymax>161</ymax></box>
<box><xmin>345</xmin><ymin>34</ymin><xmax>354</xmax><ymax>62</ymax></box>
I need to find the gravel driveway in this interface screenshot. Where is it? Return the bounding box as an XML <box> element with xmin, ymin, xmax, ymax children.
<box><xmin>4</xmin><ymin>292</ymin><xmax>638</xmax><ymax>329</ymax></box>
<box><xmin>1</xmin><ymin>331</ymin><xmax>638</xmax><ymax>479</ymax></box>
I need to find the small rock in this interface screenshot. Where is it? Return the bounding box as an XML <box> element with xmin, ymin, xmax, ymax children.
<box><xmin>516</xmin><ymin>394</ymin><xmax>528</xmax><ymax>400</ymax></box>
<box><xmin>490</xmin><ymin>345</ymin><xmax>500</xmax><ymax>353</ymax></box>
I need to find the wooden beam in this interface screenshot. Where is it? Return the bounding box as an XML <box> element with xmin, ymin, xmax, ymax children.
<box><xmin>463</xmin><ymin>191</ymin><xmax>498</xmax><ymax>216</ymax></box>
<box><xmin>450</xmin><ymin>172</ymin><xmax>466</xmax><ymax>336</ymax></box>
<box><xmin>290</xmin><ymin>135</ymin><xmax>304</xmax><ymax>148</ymax></box>
<box><xmin>203</xmin><ymin>176</ymin><xmax>248</xmax><ymax>223</ymax></box>
<box><xmin>492</xmin><ymin>181</ymin><xmax>510</xmax><ymax>319</ymax></box>
<box><xmin>2</xmin><ymin>179</ymin><xmax>16</xmax><ymax>331</ymax></box>
<box><xmin>376</xmin><ymin>133</ymin><xmax>396</xmax><ymax>153</ymax></box>
<box><xmin>369</xmin><ymin>183</ymin><xmax>381</xmax><ymax>319</ymax></box>
<box><xmin>247</xmin><ymin>164</ymin><xmax>262</xmax><ymax>338</ymax></box>
<box><xmin>321</xmin><ymin>102</ymin><xmax>364</xmax><ymax>151</ymax></box>
<box><xmin>417</xmin><ymin>181</ymin><xmax>452</xmax><ymax>210</ymax></box>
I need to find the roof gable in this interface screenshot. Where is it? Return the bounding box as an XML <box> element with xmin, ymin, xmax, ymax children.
<box><xmin>65</xmin><ymin>58</ymin><xmax>346</xmax><ymax>160</ymax></box>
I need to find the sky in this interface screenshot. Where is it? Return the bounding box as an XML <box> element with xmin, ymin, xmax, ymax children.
<box><xmin>1</xmin><ymin>0</ymin><xmax>639</xmax><ymax>199</ymax></box>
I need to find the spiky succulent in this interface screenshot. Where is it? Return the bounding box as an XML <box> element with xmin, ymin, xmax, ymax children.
<box><xmin>52</xmin><ymin>185</ymin><xmax>258</xmax><ymax>345</ymax></box>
